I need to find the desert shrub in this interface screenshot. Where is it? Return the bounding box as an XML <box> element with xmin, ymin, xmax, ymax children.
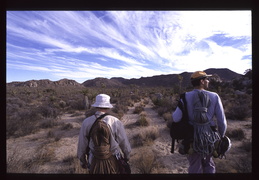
<box><xmin>61</xmin><ymin>123</ymin><xmax>74</xmax><ymax>130</ymax></box>
<box><xmin>132</xmin><ymin>127</ymin><xmax>159</xmax><ymax>147</ymax></box>
<box><xmin>135</xmin><ymin>149</ymin><xmax>156</xmax><ymax>173</ymax></box>
<box><xmin>235</xmin><ymin>155</ymin><xmax>252</xmax><ymax>173</ymax></box>
<box><xmin>130</xmin><ymin>94</ymin><xmax>141</xmax><ymax>103</ymax></box>
<box><xmin>47</xmin><ymin>130</ymin><xmax>55</xmax><ymax>138</ymax></box>
<box><xmin>46</xmin><ymin>130</ymin><xmax>62</xmax><ymax>141</ymax></box>
<box><xmin>162</xmin><ymin>112</ymin><xmax>172</xmax><ymax>122</ymax></box>
<box><xmin>54</xmin><ymin>132</ymin><xmax>62</xmax><ymax>141</ymax></box>
<box><xmin>70</xmin><ymin>111</ymin><xmax>83</xmax><ymax>117</ymax></box>
<box><xmin>112</xmin><ymin>103</ymin><xmax>128</xmax><ymax>116</ymax></box>
<box><xmin>136</xmin><ymin>113</ymin><xmax>150</xmax><ymax>126</ymax></box>
<box><xmin>143</xmin><ymin>98</ymin><xmax>149</xmax><ymax>105</ymax></box>
<box><xmin>226</xmin><ymin>128</ymin><xmax>246</xmax><ymax>140</ymax></box>
<box><xmin>33</xmin><ymin>145</ymin><xmax>55</xmax><ymax>165</ymax></box>
<box><xmin>132</xmin><ymin>134</ymin><xmax>144</xmax><ymax>147</ymax></box>
<box><xmin>225</xmin><ymin>104</ymin><xmax>251</xmax><ymax>120</ymax></box>
<box><xmin>224</xmin><ymin>93</ymin><xmax>252</xmax><ymax>120</ymax></box>
<box><xmin>134</xmin><ymin>105</ymin><xmax>144</xmax><ymax>114</ymax></box>
<box><xmin>241</xmin><ymin>140</ymin><xmax>252</xmax><ymax>152</ymax></box>
<box><xmin>6</xmin><ymin>107</ymin><xmax>43</xmax><ymax>138</ymax></box>
<box><xmin>6</xmin><ymin>97</ymin><xmax>26</xmax><ymax>109</ymax></box>
<box><xmin>63</xmin><ymin>155</ymin><xmax>75</xmax><ymax>164</ymax></box>
<box><xmin>39</xmin><ymin>104</ymin><xmax>60</xmax><ymax>119</ymax></box>
<box><xmin>151</xmin><ymin>96</ymin><xmax>176</xmax><ymax>116</ymax></box>
<box><xmin>39</xmin><ymin>118</ymin><xmax>59</xmax><ymax>129</ymax></box>
<box><xmin>67</xmin><ymin>99</ymin><xmax>85</xmax><ymax>110</ymax></box>
<box><xmin>62</xmin><ymin>155</ymin><xmax>88</xmax><ymax>174</ymax></box>
<box><xmin>59</xmin><ymin>100</ymin><xmax>67</xmax><ymax>108</ymax></box>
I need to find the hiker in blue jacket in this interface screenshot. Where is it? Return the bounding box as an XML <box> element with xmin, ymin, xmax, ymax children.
<box><xmin>172</xmin><ymin>71</ymin><xmax>227</xmax><ymax>173</ymax></box>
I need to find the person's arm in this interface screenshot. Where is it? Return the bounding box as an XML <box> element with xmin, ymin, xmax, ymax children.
<box><xmin>115</xmin><ymin>120</ymin><xmax>131</xmax><ymax>160</ymax></box>
<box><xmin>172</xmin><ymin>99</ymin><xmax>183</xmax><ymax>123</ymax></box>
<box><xmin>77</xmin><ymin>121</ymin><xmax>88</xmax><ymax>168</ymax></box>
<box><xmin>214</xmin><ymin>95</ymin><xmax>227</xmax><ymax>137</ymax></box>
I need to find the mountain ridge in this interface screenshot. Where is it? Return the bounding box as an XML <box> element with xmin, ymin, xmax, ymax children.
<box><xmin>7</xmin><ymin>68</ymin><xmax>242</xmax><ymax>88</ymax></box>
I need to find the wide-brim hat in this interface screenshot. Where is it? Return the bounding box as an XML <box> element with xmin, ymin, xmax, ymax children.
<box><xmin>191</xmin><ymin>71</ymin><xmax>212</xmax><ymax>81</ymax></box>
<box><xmin>91</xmin><ymin>94</ymin><xmax>113</xmax><ymax>108</ymax></box>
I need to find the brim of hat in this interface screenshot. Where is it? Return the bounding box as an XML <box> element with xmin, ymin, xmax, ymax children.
<box><xmin>191</xmin><ymin>74</ymin><xmax>212</xmax><ymax>80</ymax></box>
<box><xmin>91</xmin><ymin>103</ymin><xmax>113</xmax><ymax>108</ymax></box>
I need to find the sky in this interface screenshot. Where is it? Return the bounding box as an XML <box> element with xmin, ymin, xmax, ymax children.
<box><xmin>6</xmin><ymin>11</ymin><xmax>252</xmax><ymax>83</ymax></box>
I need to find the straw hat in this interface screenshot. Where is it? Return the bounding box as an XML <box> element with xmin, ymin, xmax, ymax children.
<box><xmin>191</xmin><ymin>71</ymin><xmax>212</xmax><ymax>81</ymax></box>
<box><xmin>91</xmin><ymin>94</ymin><xmax>113</xmax><ymax>108</ymax></box>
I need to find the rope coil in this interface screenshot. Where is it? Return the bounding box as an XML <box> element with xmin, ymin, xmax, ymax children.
<box><xmin>192</xmin><ymin>91</ymin><xmax>220</xmax><ymax>157</ymax></box>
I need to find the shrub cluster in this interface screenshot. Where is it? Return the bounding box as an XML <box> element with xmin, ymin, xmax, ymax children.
<box><xmin>134</xmin><ymin>105</ymin><xmax>144</xmax><ymax>114</ymax></box>
<box><xmin>226</xmin><ymin>128</ymin><xmax>246</xmax><ymax>140</ymax></box>
<box><xmin>224</xmin><ymin>94</ymin><xmax>252</xmax><ymax>120</ymax></box>
<box><xmin>135</xmin><ymin>149</ymin><xmax>156</xmax><ymax>173</ymax></box>
<box><xmin>132</xmin><ymin>127</ymin><xmax>159</xmax><ymax>147</ymax></box>
<box><xmin>136</xmin><ymin>112</ymin><xmax>150</xmax><ymax>126</ymax></box>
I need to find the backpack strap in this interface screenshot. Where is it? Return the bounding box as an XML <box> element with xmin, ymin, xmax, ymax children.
<box><xmin>181</xmin><ymin>93</ymin><xmax>188</xmax><ymax>121</ymax></box>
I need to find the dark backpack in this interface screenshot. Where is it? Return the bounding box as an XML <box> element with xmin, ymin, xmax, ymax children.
<box><xmin>170</xmin><ymin>93</ymin><xmax>193</xmax><ymax>153</ymax></box>
<box><xmin>86</xmin><ymin>114</ymin><xmax>109</xmax><ymax>157</ymax></box>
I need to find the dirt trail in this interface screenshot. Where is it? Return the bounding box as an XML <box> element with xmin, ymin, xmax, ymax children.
<box><xmin>121</xmin><ymin>97</ymin><xmax>188</xmax><ymax>173</ymax></box>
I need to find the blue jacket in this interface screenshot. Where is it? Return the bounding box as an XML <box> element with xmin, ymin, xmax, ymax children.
<box><xmin>172</xmin><ymin>89</ymin><xmax>227</xmax><ymax>137</ymax></box>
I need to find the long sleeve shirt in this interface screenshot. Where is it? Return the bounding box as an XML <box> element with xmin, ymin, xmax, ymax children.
<box><xmin>77</xmin><ymin>111</ymin><xmax>131</xmax><ymax>165</ymax></box>
<box><xmin>172</xmin><ymin>89</ymin><xmax>227</xmax><ymax>137</ymax></box>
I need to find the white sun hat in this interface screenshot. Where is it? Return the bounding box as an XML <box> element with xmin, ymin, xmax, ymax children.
<box><xmin>91</xmin><ymin>94</ymin><xmax>113</xmax><ymax>108</ymax></box>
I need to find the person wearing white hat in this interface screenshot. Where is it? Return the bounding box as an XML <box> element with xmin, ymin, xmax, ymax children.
<box><xmin>172</xmin><ymin>71</ymin><xmax>227</xmax><ymax>173</ymax></box>
<box><xmin>77</xmin><ymin>94</ymin><xmax>131</xmax><ymax>174</ymax></box>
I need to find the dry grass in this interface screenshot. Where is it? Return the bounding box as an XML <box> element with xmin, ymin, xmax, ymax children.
<box><xmin>135</xmin><ymin>149</ymin><xmax>156</xmax><ymax>173</ymax></box>
<box><xmin>162</xmin><ymin>112</ymin><xmax>172</xmax><ymax>122</ymax></box>
<box><xmin>7</xmin><ymin>142</ymin><xmax>56</xmax><ymax>173</ymax></box>
<box><xmin>134</xmin><ymin>105</ymin><xmax>144</xmax><ymax>114</ymax></box>
<box><xmin>62</xmin><ymin>155</ymin><xmax>89</xmax><ymax>174</ymax></box>
<box><xmin>132</xmin><ymin>126</ymin><xmax>159</xmax><ymax>147</ymax></box>
<box><xmin>136</xmin><ymin>112</ymin><xmax>150</xmax><ymax>126</ymax></box>
<box><xmin>226</xmin><ymin>128</ymin><xmax>246</xmax><ymax>140</ymax></box>
<box><xmin>234</xmin><ymin>154</ymin><xmax>252</xmax><ymax>173</ymax></box>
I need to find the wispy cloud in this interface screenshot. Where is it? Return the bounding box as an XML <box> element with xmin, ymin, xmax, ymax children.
<box><xmin>6</xmin><ymin>11</ymin><xmax>251</xmax><ymax>83</ymax></box>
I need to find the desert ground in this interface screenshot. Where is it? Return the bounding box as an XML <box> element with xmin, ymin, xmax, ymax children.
<box><xmin>6</xmin><ymin>97</ymin><xmax>252</xmax><ymax>174</ymax></box>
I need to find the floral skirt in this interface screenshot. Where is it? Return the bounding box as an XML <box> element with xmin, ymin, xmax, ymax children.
<box><xmin>89</xmin><ymin>155</ymin><xmax>119</xmax><ymax>174</ymax></box>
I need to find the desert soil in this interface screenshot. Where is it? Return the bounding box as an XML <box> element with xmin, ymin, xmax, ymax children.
<box><xmin>6</xmin><ymin>97</ymin><xmax>252</xmax><ymax>174</ymax></box>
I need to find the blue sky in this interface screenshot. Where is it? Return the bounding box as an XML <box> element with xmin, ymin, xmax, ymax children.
<box><xmin>6</xmin><ymin>11</ymin><xmax>251</xmax><ymax>83</ymax></box>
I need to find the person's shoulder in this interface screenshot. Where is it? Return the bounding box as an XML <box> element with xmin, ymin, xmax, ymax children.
<box><xmin>82</xmin><ymin>115</ymin><xmax>95</xmax><ymax>125</ymax></box>
<box><xmin>105</xmin><ymin>114</ymin><xmax>120</xmax><ymax>122</ymax></box>
<box><xmin>204</xmin><ymin>90</ymin><xmax>220</xmax><ymax>98</ymax></box>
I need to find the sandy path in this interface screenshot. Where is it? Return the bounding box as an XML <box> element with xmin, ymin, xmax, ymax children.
<box><xmin>121</xmin><ymin>97</ymin><xmax>189</xmax><ymax>173</ymax></box>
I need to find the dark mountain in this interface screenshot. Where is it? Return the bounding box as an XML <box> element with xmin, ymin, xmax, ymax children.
<box><xmin>204</xmin><ymin>68</ymin><xmax>241</xmax><ymax>81</ymax></box>
<box><xmin>82</xmin><ymin>77</ymin><xmax>126</xmax><ymax>88</ymax></box>
<box><xmin>81</xmin><ymin>68</ymin><xmax>241</xmax><ymax>88</ymax></box>
<box><xmin>110</xmin><ymin>77</ymin><xmax>128</xmax><ymax>84</ymax></box>
<box><xmin>7</xmin><ymin>78</ymin><xmax>82</xmax><ymax>88</ymax></box>
<box><xmin>7</xmin><ymin>68</ymin><xmax>242</xmax><ymax>88</ymax></box>
<box><xmin>123</xmin><ymin>74</ymin><xmax>183</xmax><ymax>87</ymax></box>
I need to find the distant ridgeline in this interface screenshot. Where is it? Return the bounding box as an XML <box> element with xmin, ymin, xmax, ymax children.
<box><xmin>7</xmin><ymin>68</ymin><xmax>243</xmax><ymax>88</ymax></box>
